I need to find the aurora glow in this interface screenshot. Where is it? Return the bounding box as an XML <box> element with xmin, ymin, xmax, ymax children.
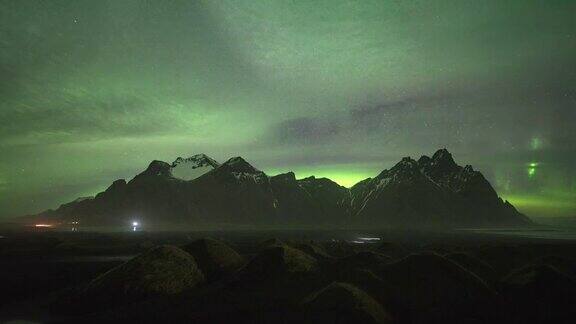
<box><xmin>0</xmin><ymin>1</ymin><xmax>575</xmax><ymax>219</ymax></box>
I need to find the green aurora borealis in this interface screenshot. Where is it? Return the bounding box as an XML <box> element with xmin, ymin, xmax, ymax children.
<box><xmin>0</xmin><ymin>1</ymin><xmax>575</xmax><ymax>219</ymax></box>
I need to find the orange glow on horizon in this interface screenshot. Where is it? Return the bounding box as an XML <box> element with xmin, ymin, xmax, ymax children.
<box><xmin>34</xmin><ymin>224</ymin><xmax>53</xmax><ymax>227</ymax></box>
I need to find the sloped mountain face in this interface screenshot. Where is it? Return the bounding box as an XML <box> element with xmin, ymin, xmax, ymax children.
<box><xmin>349</xmin><ymin>157</ymin><xmax>454</xmax><ymax>226</ymax></box>
<box><xmin>269</xmin><ymin>173</ymin><xmax>350</xmax><ymax>225</ymax></box>
<box><xmin>297</xmin><ymin>176</ymin><xmax>350</xmax><ymax>222</ymax></box>
<box><xmin>30</xmin><ymin>149</ymin><xmax>530</xmax><ymax>228</ymax></box>
<box><xmin>184</xmin><ymin>157</ymin><xmax>278</xmax><ymax>225</ymax></box>
<box><xmin>36</xmin><ymin>155</ymin><xmax>350</xmax><ymax>227</ymax></box>
<box><xmin>425</xmin><ymin>149</ymin><xmax>529</xmax><ymax>225</ymax></box>
<box><xmin>348</xmin><ymin>149</ymin><xmax>529</xmax><ymax>227</ymax></box>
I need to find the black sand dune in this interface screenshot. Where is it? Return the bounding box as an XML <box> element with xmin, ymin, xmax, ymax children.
<box><xmin>2</xmin><ymin>231</ymin><xmax>576</xmax><ymax>324</ymax></box>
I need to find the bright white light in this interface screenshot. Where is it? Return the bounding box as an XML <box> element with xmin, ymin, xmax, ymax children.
<box><xmin>35</xmin><ymin>224</ymin><xmax>52</xmax><ymax>227</ymax></box>
<box><xmin>132</xmin><ymin>221</ymin><xmax>139</xmax><ymax>226</ymax></box>
<box><xmin>357</xmin><ymin>237</ymin><xmax>381</xmax><ymax>241</ymax></box>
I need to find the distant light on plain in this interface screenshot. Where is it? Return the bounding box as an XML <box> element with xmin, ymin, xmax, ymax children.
<box><xmin>527</xmin><ymin>162</ymin><xmax>538</xmax><ymax>178</ymax></box>
<box><xmin>34</xmin><ymin>224</ymin><xmax>52</xmax><ymax>227</ymax></box>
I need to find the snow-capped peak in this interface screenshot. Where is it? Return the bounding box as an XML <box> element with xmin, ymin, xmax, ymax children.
<box><xmin>170</xmin><ymin>154</ymin><xmax>220</xmax><ymax>181</ymax></box>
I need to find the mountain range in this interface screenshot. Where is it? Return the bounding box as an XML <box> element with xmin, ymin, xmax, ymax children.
<box><xmin>30</xmin><ymin>149</ymin><xmax>530</xmax><ymax>229</ymax></box>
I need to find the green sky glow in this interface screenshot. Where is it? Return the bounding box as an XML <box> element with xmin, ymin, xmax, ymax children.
<box><xmin>0</xmin><ymin>0</ymin><xmax>575</xmax><ymax>219</ymax></box>
<box><xmin>268</xmin><ymin>164</ymin><xmax>379</xmax><ymax>188</ymax></box>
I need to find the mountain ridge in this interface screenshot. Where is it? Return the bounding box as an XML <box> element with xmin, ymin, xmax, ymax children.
<box><xmin>27</xmin><ymin>149</ymin><xmax>530</xmax><ymax>229</ymax></box>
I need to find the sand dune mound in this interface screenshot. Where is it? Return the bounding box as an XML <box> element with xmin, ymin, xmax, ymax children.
<box><xmin>303</xmin><ymin>282</ymin><xmax>393</xmax><ymax>324</ymax></box>
<box><xmin>84</xmin><ymin>245</ymin><xmax>204</xmax><ymax>300</ymax></box>
<box><xmin>321</xmin><ymin>240</ymin><xmax>362</xmax><ymax>257</ymax></box>
<box><xmin>376</xmin><ymin>242</ymin><xmax>410</xmax><ymax>259</ymax></box>
<box><xmin>292</xmin><ymin>242</ymin><xmax>332</xmax><ymax>260</ymax></box>
<box><xmin>241</xmin><ymin>244</ymin><xmax>319</xmax><ymax>280</ymax></box>
<box><xmin>446</xmin><ymin>252</ymin><xmax>498</xmax><ymax>284</ymax></box>
<box><xmin>474</xmin><ymin>245</ymin><xmax>529</xmax><ymax>276</ymax></box>
<box><xmin>182</xmin><ymin>238</ymin><xmax>244</xmax><ymax>281</ymax></box>
<box><xmin>335</xmin><ymin>268</ymin><xmax>400</xmax><ymax>315</ymax></box>
<box><xmin>536</xmin><ymin>255</ymin><xmax>576</xmax><ymax>279</ymax></box>
<box><xmin>502</xmin><ymin>263</ymin><xmax>576</xmax><ymax>323</ymax></box>
<box><xmin>257</xmin><ymin>238</ymin><xmax>284</xmax><ymax>250</ymax></box>
<box><xmin>379</xmin><ymin>253</ymin><xmax>497</xmax><ymax>322</ymax></box>
<box><xmin>53</xmin><ymin>245</ymin><xmax>204</xmax><ymax>315</ymax></box>
<box><xmin>335</xmin><ymin>251</ymin><xmax>392</xmax><ymax>274</ymax></box>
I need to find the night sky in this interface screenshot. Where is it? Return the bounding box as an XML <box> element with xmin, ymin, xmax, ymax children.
<box><xmin>1</xmin><ymin>1</ymin><xmax>575</xmax><ymax>219</ymax></box>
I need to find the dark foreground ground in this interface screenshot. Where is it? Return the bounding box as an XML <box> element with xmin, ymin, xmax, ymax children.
<box><xmin>1</xmin><ymin>227</ymin><xmax>576</xmax><ymax>324</ymax></box>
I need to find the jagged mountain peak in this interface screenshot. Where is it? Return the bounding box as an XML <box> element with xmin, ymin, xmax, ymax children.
<box><xmin>375</xmin><ymin>156</ymin><xmax>420</xmax><ymax>179</ymax></box>
<box><xmin>107</xmin><ymin>179</ymin><xmax>127</xmax><ymax>191</ymax></box>
<box><xmin>392</xmin><ymin>156</ymin><xmax>419</xmax><ymax>170</ymax></box>
<box><xmin>143</xmin><ymin>160</ymin><xmax>173</xmax><ymax>177</ymax></box>
<box><xmin>300</xmin><ymin>175</ymin><xmax>317</xmax><ymax>181</ymax></box>
<box><xmin>172</xmin><ymin>154</ymin><xmax>219</xmax><ymax>168</ymax></box>
<box><xmin>432</xmin><ymin>148</ymin><xmax>452</xmax><ymax>159</ymax></box>
<box><xmin>430</xmin><ymin>148</ymin><xmax>458</xmax><ymax>169</ymax></box>
<box><xmin>220</xmin><ymin>157</ymin><xmax>261</xmax><ymax>174</ymax></box>
<box><xmin>270</xmin><ymin>172</ymin><xmax>297</xmax><ymax>183</ymax></box>
<box><xmin>419</xmin><ymin>149</ymin><xmax>461</xmax><ymax>183</ymax></box>
<box><xmin>171</xmin><ymin>154</ymin><xmax>220</xmax><ymax>181</ymax></box>
<box><xmin>418</xmin><ymin>155</ymin><xmax>432</xmax><ymax>166</ymax></box>
<box><xmin>298</xmin><ymin>176</ymin><xmax>344</xmax><ymax>188</ymax></box>
<box><xmin>371</xmin><ymin>156</ymin><xmax>428</xmax><ymax>189</ymax></box>
<box><xmin>135</xmin><ymin>154</ymin><xmax>220</xmax><ymax>182</ymax></box>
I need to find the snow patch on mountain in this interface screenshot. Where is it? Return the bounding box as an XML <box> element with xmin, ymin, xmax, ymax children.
<box><xmin>171</xmin><ymin>154</ymin><xmax>220</xmax><ymax>181</ymax></box>
<box><xmin>231</xmin><ymin>171</ymin><xmax>267</xmax><ymax>184</ymax></box>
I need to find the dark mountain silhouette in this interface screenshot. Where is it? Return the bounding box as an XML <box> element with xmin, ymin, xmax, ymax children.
<box><xmin>29</xmin><ymin>149</ymin><xmax>530</xmax><ymax>228</ymax></box>
<box><xmin>348</xmin><ymin>149</ymin><xmax>530</xmax><ymax>226</ymax></box>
